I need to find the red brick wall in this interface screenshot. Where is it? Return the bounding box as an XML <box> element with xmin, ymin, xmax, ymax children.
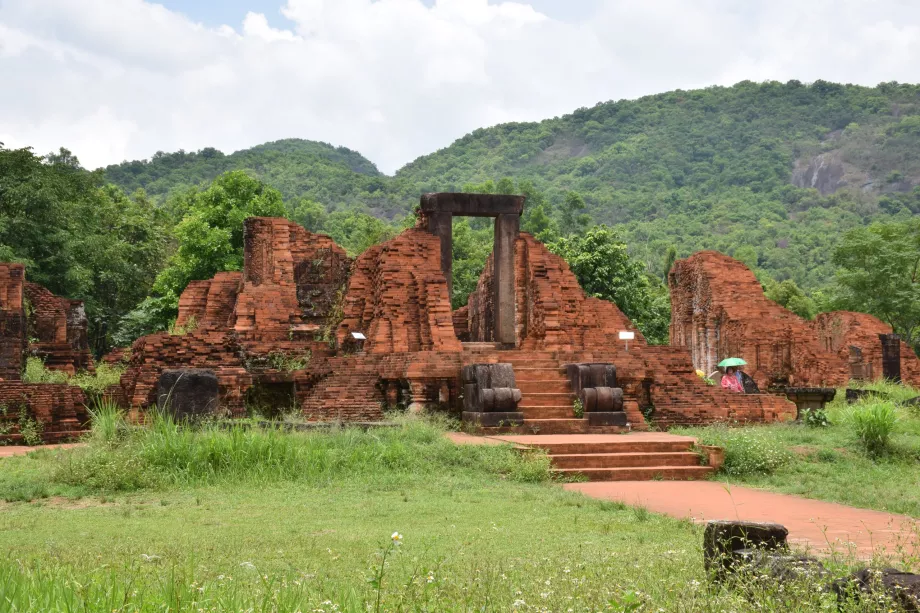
<box><xmin>669</xmin><ymin>251</ymin><xmax>849</xmax><ymax>388</ymax></box>
<box><xmin>0</xmin><ymin>264</ymin><xmax>26</xmax><ymax>380</ymax></box>
<box><xmin>337</xmin><ymin>227</ymin><xmax>461</xmax><ymax>354</ymax></box>
<box><xmin>0</xmin><ymin>382</ymin><xmax>88</xmax><ymax>443</ymax></box>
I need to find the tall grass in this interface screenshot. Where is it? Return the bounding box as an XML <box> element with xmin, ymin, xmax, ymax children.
<box><xmin>846</xmin><ymin>401</ymin><xmax>898</xmax><ymax>457</ymax></box>
<box><xmin>47</xmin><ymin>411</ymin><xmax>551</xmax><ymax>493</ymax></box>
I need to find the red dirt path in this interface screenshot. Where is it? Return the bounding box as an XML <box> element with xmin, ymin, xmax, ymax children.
<box><xmin>0</xmin><ymin>443</ymin><xmax>82</xmax><ymax>458</ymax></box>
<box><xmin>566</xmin><ymin>480</ymin><xmax>920</xmax><ymax>558</ymax></box>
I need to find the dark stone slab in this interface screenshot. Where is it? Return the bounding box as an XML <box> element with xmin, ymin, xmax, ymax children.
<box><xmin>592</xmin><ymin>387</ymin><xmax>624</xmax><ymax>412</ymax></box>
<box><xmin>462</xmin><ymin>411</ymin><xmax>524</xmax><ymax>427</ymax></box>
<box><xmin>157</xmin><ymin>368</ymin><xmax>220</xmax><ymax>421</ymax></box>
<box><xmin>880</xmin><ymin>333</ymin><xmax>902</xmax><ymax>382</ymax></box>
<box><xmin>833</xmin><ymin>568</ymin><xmax>920</xmax><ymax>611</ymax></box>
<box><xmin>703</xmin><ymin>520</ymin><xmax>789</xmax><ymax>579</ymax></box>
<box><xmin>489</xmin><ymin>363</ymin><xmax>516</xmax><ymax>388</ymax></box>
<box><xmin>587</xmin><ymin>411</ymin><xmax>627</xmax><ymax>426</ymax></box>
<box><xmin>420</xmin><ymin>193</ymin><xmax>524</xmax><ymax>217</ymax></box>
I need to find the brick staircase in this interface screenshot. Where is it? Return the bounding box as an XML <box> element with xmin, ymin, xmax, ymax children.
<box><xmin>462</xmin><ymin>347</ymin><xmax>634</xmax><ymax>434</ymax></box>
<box><xmin>496</xmin><ymin>434</ymin><xmax>715</xmax><ymax>481</ymax></box>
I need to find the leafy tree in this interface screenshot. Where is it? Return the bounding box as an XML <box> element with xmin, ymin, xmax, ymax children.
<box><xmin>662</xmin><ymin>245</ymin><xmax>677</xmax><ymax>281</ymax></box>
<box><xmin>549</xmin><ymin>226</ymin><xmax>669</xmax><ymax>343</ymax></box>
<box><xmin>291</xmin><ymin>197</ymin><xmax>328</xmax><ymax>232</ymax></box>
<box><xmin>152</xmin><ymin>171</ymin><xmax>286</xmax><ymax>301</ymax></box>
<box><xmin>558</xmin><ymin>191</ymin><xmax>591</xmax><ymax>236</ymax></box>
<box><xmin>764</xmin><ymin>278</ymin><xmax>817</xmax><ymax>319</ymax></box>
<box><xmin>323</xmin><ymin>210</ymin><xmax>398</xmax><ymax>256</ymax></box>
<box><xmin>832</xmin><ymin>220</ymin><xmax>920</xmax><ymax>347</ymax></box>
<box><xmin>451</xmin><ymin>218</ymin><xmax>493</xmax><ymax>308</ymax></box>
<box><xmin>0</xmin><ymin>145</ymin><xmax>168</xmax><ymax>354</ymax></box>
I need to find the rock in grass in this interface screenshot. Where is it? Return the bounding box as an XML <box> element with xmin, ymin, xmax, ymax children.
<box><xmin>832</xmin><ymin>568</ymin><xmax>920</xmax><ymax>612</ymax></box>
<box><xmin>703</xmin><ymin>520</ymin><xmax>789</xmax><ymax>579</ymax></box>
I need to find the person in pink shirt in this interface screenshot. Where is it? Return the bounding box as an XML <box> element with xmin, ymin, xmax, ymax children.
<box><xmin>721</xmin><ymin>366</ymin><xmax>744</xmax><ymax>393</ymax></box>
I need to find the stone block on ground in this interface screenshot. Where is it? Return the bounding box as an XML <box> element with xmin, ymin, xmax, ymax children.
<box><xmin>832</xmin><ymin>568</ymin><xmax>920</xmax><ymax>612</ymax></box>
<box><xmin>157</xmin><ymin>369</ymin><xmax>220</xmax><ymax>421</ymax></box>
<box><xmin>703</xmin><ymin>520</ymin><xmax>789</xmax><ymax>579</ymax></box>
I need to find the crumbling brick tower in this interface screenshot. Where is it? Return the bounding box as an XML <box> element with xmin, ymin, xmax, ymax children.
<box><xmin>0</xmin><ymin>264</ymin><xmax>91</xmax><ymax>442</ymax></box>
<box><xmin>118</xmin><ymin>218</ymin><xmax>352</xmax><ymax>416</ymax></box>
<box><xmin>112</xmin><ymin>196</ymin><xmax>799</xmax><ymax>430</ymax></box>
<box><xmin>669</xmin><ymin>251</ymin><xmax>920</xmax><ymax>388</ymax></box>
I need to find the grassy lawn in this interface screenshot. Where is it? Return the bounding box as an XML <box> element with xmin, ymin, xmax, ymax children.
<box><xmin>0</xmin><ymin>414</ymin><xmax>908</xmax><ymax>611</ymax></box>
<box><xmin>677</xmin><ymin>381</ymin><xmax>920</xmax><ymax>517</ymax></box>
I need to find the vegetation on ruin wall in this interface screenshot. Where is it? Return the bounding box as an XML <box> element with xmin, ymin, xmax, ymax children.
<box><xmin>677</xmin><ymin>380</ymin><xmax>920</xmax><ymax>517</ymax></box>
<box><xmin>0</xmin><ymin>416</ymin><xmax>910</xmax><ymax>611</ymax></box>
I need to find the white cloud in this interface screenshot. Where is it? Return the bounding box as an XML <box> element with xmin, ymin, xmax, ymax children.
<box><xmin>1</xmin><ymin>0</ymin><xmax>920</xmax><ymax>174</ymax></box>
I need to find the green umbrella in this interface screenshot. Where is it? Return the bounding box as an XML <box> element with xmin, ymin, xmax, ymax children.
<box><xmin>718</xmin><ymin>357</ymin><xmax>747</xmax><ymax>367</ymax></box>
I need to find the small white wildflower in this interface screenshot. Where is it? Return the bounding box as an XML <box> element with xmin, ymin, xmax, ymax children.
<box><xmin>240</xmin><ymin>561</ymin><xmax>256</xmax><ymax>570</ymax></box>
<box><xmin>391</xmin><ymin>532</ymin><xmax>403</xmax><ymax>544</ymax></box>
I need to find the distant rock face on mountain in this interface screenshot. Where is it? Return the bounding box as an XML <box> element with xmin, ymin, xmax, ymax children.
<box><xmin>791</xmin><ymin>152</ymin><xmax>848</xmax><ymax>195</ymax></box>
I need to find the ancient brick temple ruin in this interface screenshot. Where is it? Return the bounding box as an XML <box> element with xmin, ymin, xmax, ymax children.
<box><xmin>27</xmin><ymin>194</ymin><xmax>906</xmax><ymax>444</ymax></box>
<box><xmin>0</xmin><ymin>264</ymin><xmax>93</xmax><ymax>442</ymax></box>
<box><xmin>669</xmin><ymin>251</ymin><xmax>920</xmax><ymax>389</ymax></box>
<box><xmin>98</xmin><ymin>193</ymin><xmax>795</xmax><ymax>432</ymax></box>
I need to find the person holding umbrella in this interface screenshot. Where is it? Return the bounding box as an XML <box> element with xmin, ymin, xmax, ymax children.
<box><xmin>718</xmin><ymin>357</ymin><xmax>746</xmax><ymax>393</ymax></box>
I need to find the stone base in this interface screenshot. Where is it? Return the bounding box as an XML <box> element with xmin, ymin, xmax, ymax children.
<box><xmin>586</xmin><ymin>411</ymin><xmax>628</xmax><ymax>426</ymax></box>
<box><xmin>462</xmin><ymin>411</ymin><xmax>525</xmax><ymax>427</ymax></box>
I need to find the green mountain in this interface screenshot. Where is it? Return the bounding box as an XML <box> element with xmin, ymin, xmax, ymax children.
<box><xmin>104</xmin><ymin>138</ymin><xmax>404</xmax><ymax>218</ymax></box>
<box><xmin>105</xmin><ymin>80</ymin><xmax>920</xmax><ymax>290</ymax></box>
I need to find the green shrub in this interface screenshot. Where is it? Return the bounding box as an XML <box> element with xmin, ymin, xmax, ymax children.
<box><xmin>17</xmin><ymin>407</ymin><xmax>44</xmax><ymax>446</ymax></box>
<box><xmin>22</xmin><ymin>357</ymin><xmax>69</xmax><ymax>385</ymax></box>
<box><xmin>692</xmin><ymin>425</ymin><xmax>792</xmax><ymax>476</ymax></box>
<box><xmin>71</xmin><ymin>363</ymin><xmax>126</xmax><ymax>400</ymax></box>
<box><xmin>572</xmin><ymin>398</ymin><xmax>584</xmax><ymax>418</ymax></box>
<box><xmin>801</xmin><ymin>407</ymin><xmax>829</xmax><ymax>428</ymax></box>
<box><xmin>846</xmin><ymin>401</ymin><xmax>898</xmax><ymax>456</ymax></box>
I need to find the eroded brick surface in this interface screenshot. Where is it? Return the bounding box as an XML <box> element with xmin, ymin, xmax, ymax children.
<box><xmin>669</xmin><ymin>251</ymin><xmax>920</xmax><ymax>389</ymax></box>
<box><xmin>0</xmin><ymin>264</ymin><xmax>92</xmax><ymax>441</ymax></box>
<box><xmin>117</xmin><ymin>218</ymin><xmax>349</xmax><ymax>418</ymax></box>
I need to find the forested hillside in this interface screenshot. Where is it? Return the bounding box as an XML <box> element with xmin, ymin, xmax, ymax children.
<box><xmin>106</xmin><ymin>80</ymin><xmax>920</xmax><ymax>291</ymax></box>
<box><xmin>105</xmin><ymin>139</ymin><xmax>405</xmax><ymax>219</ymax></box>
<box><xmin>13</xmin><ymin>79</ymin><xmax>915</xmax><ymax>352</ymax></box>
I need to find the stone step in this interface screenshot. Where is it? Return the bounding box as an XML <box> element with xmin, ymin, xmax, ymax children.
<box><xmin>513</xmin><ymin>368</ymin><xmax>567</xmax><ymax>382</ymax></box>
<box><xmin>517</xmin><ymin>380</ymin><xmax>572</xmax><ymax>394</ymax></box>
<box><xmin>552</xmin><ymin>465</ymin><xmax>714</xmax><ymax>482</ymax></box>
<box><xmin>550</xmin><ymin>451</ymin><xmax>702</xmax><ymax>469</ymax></box>
<box><xmin>518</xmin><ymin>393</ymin><xmax>576</xmax><ymax>407</ymax></box>
<box><xmin>519</xmin><ymin>406</ymin><xmax>578</xmax><ymax>419</ymax></box>
<box><xmin>531</xmin><ymin>440</ymin><xmax>694</xmax><ymax>455</ymax></box>
<box><xmin>504</xmin><ymin>359</ymin><xmax>561</xmax><ymax>369</ymax></box>
<box><xmin>520</xmin><ymin>419</ymin><xmax>630</xmax><ymax>435</ymax></box>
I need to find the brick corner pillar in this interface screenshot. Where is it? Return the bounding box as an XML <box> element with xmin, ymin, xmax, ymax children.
<box><xmin>493</xmin><ymin>213</ymin><xmax>519</xmax><ymax>345</ymax></box>
<box><xmin>879</xmin><ymin>333</ymin><xmax>902</xmax><ymax>382</ymax></box>
<box><xmin>427</xmin><ymin>211</ymin><xmax>453</xmax><ymax>299</ymax></box>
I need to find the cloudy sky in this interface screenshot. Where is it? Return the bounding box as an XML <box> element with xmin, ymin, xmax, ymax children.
<box><xmin>2</xmin><ymin>0</ymin><xmax>920</xmax><ymax>174</ymax></box>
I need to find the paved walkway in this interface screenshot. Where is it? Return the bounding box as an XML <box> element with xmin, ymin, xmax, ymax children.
<box><xmin>0</xmin><ymin>443</ymin><xmax>82</xmax><ymax>458</ymax></box>
<box><xmin>447</xmin><ymin>432</ymin><xmax>919</xmax><ymax>558</ymax></box>
<box><xmin>566</xmin><ymin>480</ymin><xmax>920</xmax><ymax>557</ymax></box>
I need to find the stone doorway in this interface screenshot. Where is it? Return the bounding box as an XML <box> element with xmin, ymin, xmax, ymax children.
<box><xmin>420</xmin><ymin>193</ymin><xmax>524</xmax><ymax>345</ymax></box>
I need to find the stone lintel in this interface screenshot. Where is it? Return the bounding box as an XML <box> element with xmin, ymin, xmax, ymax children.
<box><xmin>420</xmin><ymin>193</ymin><xmax>524</xmax><ymax>217</ymax></box>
